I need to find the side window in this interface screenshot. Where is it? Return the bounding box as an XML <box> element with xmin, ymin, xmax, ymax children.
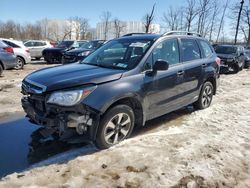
<box><xmin>199</xmin><ymin>40</ymin><xmax>213</xmax><ymax>58</ymax></box>
<box><xmin>144</xmin><ymin>38</ymin><xmax>180</xmax><ymax>71</ymax></box>
<box><xmin>181</xmin><ymin>39</ymin><xmax>201</xmax><ymax>62</ymax></box>
<box><xmin>25</xmin><ymin>41</ymin><xmax>33</xmax><ymax>47</ymax></box>
<box><xmin>152</xmin><ymin>38</ymin><xmax>180</xmax><ymax>65</ymax></box>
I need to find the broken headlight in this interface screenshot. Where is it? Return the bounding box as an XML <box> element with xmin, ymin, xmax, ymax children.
<box><xmin>47</xmin><ymin>86</ymin><xmax>96</xmax><ymax>106</ymax></box>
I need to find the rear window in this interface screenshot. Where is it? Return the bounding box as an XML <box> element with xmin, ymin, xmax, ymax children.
<box><xmin>0</xmin><ymin>41</ymin><xmax>8</xmax><ymax>48</ymax></box>
<box><xmin>57</xmin><ymin>41</ymin><xmax>74</xmax><ymax>48</ymax></box>
<box><xmin>3</xmin><ymin>40</ymin><xmax>20</xmax><ymax>48</ymax></box>
<box><xmin>181</xmin><ymin>39</ymin><xmax>201</xmax><ymax>62</ymax></box>
<box><xmin>199</xmin><ymin>40</ymin><xmax>213</xmax><ymax>58</ymax></box>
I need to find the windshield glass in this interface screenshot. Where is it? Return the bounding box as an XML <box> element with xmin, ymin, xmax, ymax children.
<box><xmin>81</xmin><ymin>39</ymin><xmax>152</xmax><ymax>70</ymax></box>
<box><xmin>80</xmin><ymin>41</ymin><xmax>104</xmax><ymax>50</ymax></box>
<box><xmin>56</xmin><ymin>41</ymin><xmax>74</xmax><ymax>48</ymax></box>
<box><xmin>215</xmin><ymin>46</ymin><xmax>237</xmax><ymax>54</ymax></box>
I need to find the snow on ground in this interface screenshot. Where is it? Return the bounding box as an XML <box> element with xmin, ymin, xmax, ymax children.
<box><xmin>0</xmin><ymin>70</ymin><xmax>250</xmax><ymax>188</ymax></box>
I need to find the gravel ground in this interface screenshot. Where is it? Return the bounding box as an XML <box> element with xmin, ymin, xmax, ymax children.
<box><xmin>0</xmin><ymin>66</ymin><xmax>249</xmax><ymax>187</ymax></box>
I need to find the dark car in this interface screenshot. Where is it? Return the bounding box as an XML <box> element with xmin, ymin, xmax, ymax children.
<box><xmin>215</xmin><ymin>45</ymin><xmax>245</xmax><ymax>73</ymax></box>
<box><xmin>0</xmin><ymin>41</ymin><xmax>17</xmax><ymax>76</ymax></box>
<box><xmin>244</xmin><ymin>50</ymin><xmax>250</xmax><ymax>68</ymax></box>
<box><xmin>21</xmin><ymin>31</ymin><xmax>220</xmax><ymax>149</ymax></box>
<box><xmin>62</xmin><ymin>40</ymin><xmax>105</xmax><ymax>64</ymax></box>
<box><xmin>42</xmin><ymin>40</ymin><xmax>79</xmax><ymax>63</ymax></box>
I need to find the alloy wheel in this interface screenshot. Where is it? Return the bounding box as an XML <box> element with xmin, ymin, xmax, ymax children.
<box><xmin>202</xmin><ymin>85</ymin><xmax>213</xmax><ymax>108</ymax></box>
<box><xmin>104</xmin><ymin>113</ymin><xmax>131</xmax><ymax>145</ymax></box>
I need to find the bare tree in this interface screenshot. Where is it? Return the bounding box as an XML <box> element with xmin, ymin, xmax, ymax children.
<box><xmin>184</xmin><ymin>0</ymin><xmax>198</xmax><ymax>31</ymax></box>
<box><xmin>162</xmin><ymin>7</ymin><xmax>180</xmax><ymax>31</ymax></box>
<box><xmin>234</xmin><ymin>0</ymin><xmax>245</xmax><ymax>44</ymax></box>
<box><xmin>100</xmin><ymin>11</ymin><xmax>112</xmax><ymax>40</ymax></box>
<box><xmin>70</xmin><ymin>17</ymin><xmax>89</xmax><ymax>40</ymax></box>
<box><xmin>216</xmin><ymin>0</ymin><xmax>229</xmax><ymax>43</ymax></box>
<box><xmin>113</xmin><ymin>18</ymin><xmax>126</xmax><ymax>38</ymax></box>
<box><xmin>143</xmin><ymin>3</ymin><xmax>156</xmax><ymax>33</ymax></box>
<box><xmin>208</xmin><ymin>0</ymin><xmax>220</xmax><ymax>41</ymax></box>
<box><xmin>196</xmin><ymin>0</ymin><xmax>212</xmax><ymax>36</ymax></box>
<box><xmin>241</xmin><ymin>1</ymin><xmax>250</xmax><ymax>44</ymax></box>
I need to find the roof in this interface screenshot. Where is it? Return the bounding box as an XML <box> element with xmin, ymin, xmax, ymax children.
<box><xmin>118</xmin><ymin>34</ymin><xmax>161</xmax><ymax>41</ymax></box>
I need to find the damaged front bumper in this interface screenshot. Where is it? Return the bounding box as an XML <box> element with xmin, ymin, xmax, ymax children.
<box><xmin>21</xmin><ymin>95</ymin><xmax>100</xmax><ymax>142</ymax></box>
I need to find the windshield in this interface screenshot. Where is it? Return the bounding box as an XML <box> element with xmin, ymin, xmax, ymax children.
<box><xmin>56</xmin><ymin>41</ymin><xmax>74</xmax><ymax>48</ymax></box>
<box><xmin>80</xmin><ymin>41</ymin><xmax>104</xmax><ymax>50</ymax></box>
<box><xmin>215</xmin><ymin>46</ymin><xmax>237</xmax><ymax>54</ymax></box>
<box><xmin>81</xmin><ymin>39</ymin><xmax>152</xmax><ymax>70</ymax></box>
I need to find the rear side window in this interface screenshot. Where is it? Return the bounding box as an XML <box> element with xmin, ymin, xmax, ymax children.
<box><xmin>3</xmin><ymin>40</ymin><xmax>20</xmax><ymax>48</ymax></box>
<box><xmin>181</xmin><ymin>39</ymin><xmax>201</xmax><ymax>62</ymax></box>
<box><xmin>199</xmin><ymin>40</ymin><xmax>213</xmax><ymax>58</ymax></box>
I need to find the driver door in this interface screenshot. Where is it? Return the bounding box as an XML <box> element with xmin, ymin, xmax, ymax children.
<box><xmin>142</xmin><ymin>38</ymin><xmax>185</xmax><ymax>120</ymax></box>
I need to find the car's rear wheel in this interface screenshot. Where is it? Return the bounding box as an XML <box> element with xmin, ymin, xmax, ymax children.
<box><xmin>15</xmin><ymin>56</ymin><xmax>24</xmax><ymax>70</ymax></box>
<box><xmin>95</xmin><ymin>105</ymin><xmax>135</xmax><ymax>149</ymax></box>
<box><xmin>0</xmin><ymin>64</ymin><xmax>3</xmax><ymax>76</ymax></box>
<box><xmin>231</xmin><ymin>63</ymin><xmax>240</xmax><ymax>73</ymax></box>
<box><xmin>194</xmin><ymin>81</ymin><xmax>214</xmax><ymax>110</ymax></box>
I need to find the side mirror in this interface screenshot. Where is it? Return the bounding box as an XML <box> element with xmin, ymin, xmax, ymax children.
<box><xmin>153</xmin><ymin>59</ymin><xmax>169</xmax><ymax>72</ymax></box>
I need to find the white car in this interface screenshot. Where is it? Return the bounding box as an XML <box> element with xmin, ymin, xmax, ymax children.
<box><xmin>0</xmin><ymin>38</ymin><xmax>31</xmax><ymax>69</ymax></box>
<box><xmin>24</xmin><ymin>40</ymin><xmax>53</xmax><ymax>60</ymax></box>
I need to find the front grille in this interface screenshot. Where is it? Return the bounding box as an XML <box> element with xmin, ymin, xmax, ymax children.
<box><xmin>22</xmin><ymin>80</ymin><xmax>46</xmax><ymax>94</ymax></box>
<box><xmin>29</xmin><ymin>95</ymin><xmax>46</xmax><ymax>114</ymax></box>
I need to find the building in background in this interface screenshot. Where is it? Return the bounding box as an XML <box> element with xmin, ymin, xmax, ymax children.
<box><xmin>96</xmin><ymin>21</ymin><xmax>161</xmax><ymax>40</ymax></box>
<box><xmin>39</xmin><ymin>19</ymin><xmax>80</xmax><ymax>41</ymax></box>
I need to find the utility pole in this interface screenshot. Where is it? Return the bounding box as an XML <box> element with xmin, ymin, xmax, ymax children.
<box><xmin>234</xmin><ymin>0</ymin><xmax>244</xmax><ymax>44</ymax></box>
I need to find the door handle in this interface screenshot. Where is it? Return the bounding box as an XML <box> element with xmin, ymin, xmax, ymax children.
<box><xmin>177</xmin><ymin>70</ymin><xmax>184</xmax><ymax>76</ymax></box>
<box><xmin>202</xmin><ymin>63</ymin><xmax>207</xmax><ymax>68</ymax></box>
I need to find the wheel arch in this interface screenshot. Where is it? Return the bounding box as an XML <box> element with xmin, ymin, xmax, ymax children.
<box><xmin>17</xmin><ymin>55</ymin><xmax>26</xmax><ymax>64</ymax></box>
<box><xmin>204</xmin><ymin>76</ymin><xmax>217</xmax><ymax>95</ymax></box>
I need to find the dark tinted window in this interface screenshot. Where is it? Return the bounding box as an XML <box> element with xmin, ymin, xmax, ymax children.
<box><xmin>24</xmin><ymin>41</ymin><xmax>34</xmax><ymax>47</ymax></box>
<box><xmin>181</xmin><ymin>39</ymin><xmax>201</xmax><ymax>62</ymax></box>
<box><xmin>199</xmin><ymin>40</ymin><xmax>213</xmax><ymax>58</ymax></box>
<box><xmin>0</xmin><ymin>41</ymin><xmax>8</xmax><ymax>48</ymax></box>
<box><xmin>3</xmin><ymin>40</ymin><xmax>20</xmax><ymax>48</ymax></box>
<box><xmin>57</xmin><ymin>41</ymin><xmax>74</xmax><ymax>48</ymax></box>
<box><xmin>152</xmin><ymin>38</ymin><xmax>180</xmax><ymax>65</ymax></box>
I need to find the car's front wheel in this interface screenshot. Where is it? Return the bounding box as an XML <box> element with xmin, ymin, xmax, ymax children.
<box><xmin>194</xmin><ymin>81</ymin><xmax>214</xmax><ymax>110</ymax></box>
<box><xmin>95</xmin><ymin>105</ymin><xmax>135</xmax><ymax>149</ymax></box>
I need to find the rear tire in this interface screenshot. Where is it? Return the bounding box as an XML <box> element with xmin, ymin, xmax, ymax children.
<box><xmin>194</xmin><ymin>82</ymin><xmax>214</xmax><ymax>110</ymax></box>
<box><xmin>231</xmin><ymin>63</ymin><xmax>240</xmax><ymax>73</ymax></box>
<box><xmin>0</xmin><ymin>64</ymin><xmax>3</xmax><ymax>76</ymax></box>
<box><xmin>15</xmin><ymin>56</ymin><xmax>24</xmax><ymax>70</ymax></box>
<box><xmin>95</xmin><ymin>105</ymin><xmax>135</xmax><ymax>149</ymax></box>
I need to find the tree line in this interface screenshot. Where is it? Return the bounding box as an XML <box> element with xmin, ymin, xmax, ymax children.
<box><xmin>0</xmin><ymin>0</ymin><xmax>249</xmax><ymax>44</ymax></box>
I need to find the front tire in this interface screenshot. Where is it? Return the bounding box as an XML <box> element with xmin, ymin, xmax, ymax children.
<box><xmin>15</xmin><ymin>56</ymin><xmax>25</xmax><ymax>70</ymax></box>
<box><xmin>0</xmin><ymin>65</ymin><xmax>3</xmax><ymax>76</ymax></box>
<box><xmin>95</xmin><ymin>105</ymin><xmax>135</xmax><ymax>149</ymax></box>
<box><xmin>194</xmin><ymin>82</ymin><xmax>214</xmax><ymax>110</ymax></box>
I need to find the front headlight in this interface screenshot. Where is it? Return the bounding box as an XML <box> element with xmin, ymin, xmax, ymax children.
<box><xmin>47</xmin><ymin>86</ymin><xmax>96</xmax><ymax>106</ymax></box>
<box><xmin>78</xmin><ymin>51</ymin><xmax>91</xmax><ymax>57</ymax></box>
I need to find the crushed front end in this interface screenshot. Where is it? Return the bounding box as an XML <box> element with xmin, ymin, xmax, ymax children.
<box><xmin>21</xmin><ymin>80</ymin><xmax>100</xmax><ymax>142</ymax></box>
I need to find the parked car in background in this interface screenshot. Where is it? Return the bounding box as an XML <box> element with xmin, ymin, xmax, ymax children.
<box><xmin>24</xmin><ymin>40</ymin><xmax>53</xmax><ymax>60</ymax></box>
<box><xmin>0</xmin><ymin>38</ymin><xmax>31</xmax><ymax>69</ymax></box>
<box><xmin>0</xmin><ymin>41</ymin><xmax>17</xmax><ymax>76</ymax></box>
<box><xmin>21</xmin><ymin>31</ymin><xmax>220</xmax><ymax>149</ymax></box>
<box><xmin>42</xmin><ymin>40</ymin><xmax>79</xmax><ymax>63</ymax></box>
<box><xmin>244</xmin><ymin>49</ymin><xmax>250</xmax><ymax>68</ymax></box>
<box><xmin>77</xmin><ymin>40</ymin><xmax>88</xmax><ymax>46</ymax></box>
<box><xmin>62</xmin><ymin>40</ymin><xmax>105</xmax><ymax>64</ymax></box>
<box><xmin>215</xmin><ymin>45</ymin><xmax>245</xmax><ymax>73</ymax></box>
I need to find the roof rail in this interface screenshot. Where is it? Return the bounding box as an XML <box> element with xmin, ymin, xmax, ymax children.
<box><xmin>122</xmin><ymin>33</ymin><xmax>146</xmax><ymax>37</ymax></box>
<box><xmin>162</xmin><ymin>31</ymin><xmax>202</xmax><ymax>37</ymax></box>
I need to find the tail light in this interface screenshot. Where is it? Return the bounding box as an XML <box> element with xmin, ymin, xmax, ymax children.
<box><xmin>3</xmin><ymin>47</ymin><xmax>14</xmax><ymax>54</ymax></box>
<box><xmin>215</xmin><ymin>57</ymin><xmax>221</xmax><ymax>65</ymax></box>
<box><xmin>25</xmin><ymin>48</ymin><xmax>30</xmax><ymax>53</ymax></box>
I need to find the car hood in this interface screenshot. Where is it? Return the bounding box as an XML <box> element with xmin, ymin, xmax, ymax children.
<box><xmin>65</xmin><ymin>48</ymin><xmax>92</xmax><ymax>55</ymax></box>
<box><xmin>216</xmin><ymin>53</ymin><xmax>236</xmax><ymax>59</ymax></box>
<box><xmin>24</xmin><ymin>63</ymin><xmax>124</xmax><ymax>92</ymax></box>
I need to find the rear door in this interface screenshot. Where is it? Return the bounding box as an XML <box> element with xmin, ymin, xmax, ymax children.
<box><xmin>143</xmin><ymin>38</ymin><xmax>185</xmax><ymax>120</ymax></box>
<box><xmin>179</xmin><ymin>38</ymin><xmax>204</xmax><ymax>103</ymax></box>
